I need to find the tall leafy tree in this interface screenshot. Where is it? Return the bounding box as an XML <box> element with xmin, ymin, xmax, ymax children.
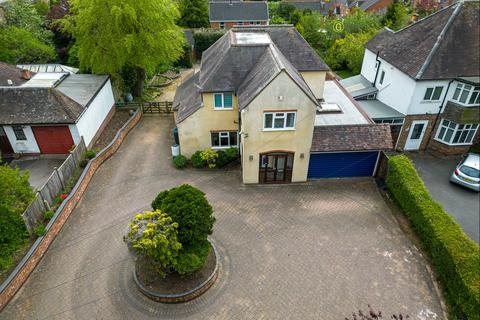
<box><xmin>62</xmin><ymin>0</ymin><xmax>184</xmax><ymax>96</ymax></box>
<box><xmin>178</xmin><ymin>0</ymin><xmax>209</xmax><ymax>28</ymax></box>
<box><xmin>0</xmin><ymin>26</ymin><xmax>56</xmax><ymax>63</ymax></box>
<box><xmin>382</xmin><ymin>0</ymin><xmax>411</xmax><ymax>31</ymax></box>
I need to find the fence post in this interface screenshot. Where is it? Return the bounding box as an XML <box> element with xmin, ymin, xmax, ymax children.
<box><xmin>54</xmin><ymin>167</ymin><xmax>65</xmax><ymax>191</ymax></box>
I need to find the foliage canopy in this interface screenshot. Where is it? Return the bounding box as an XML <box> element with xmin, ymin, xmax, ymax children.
<box><xmin>178</xmin><ymin>0</ymin><xmax>209</xmax><ymax>28</ymax></box>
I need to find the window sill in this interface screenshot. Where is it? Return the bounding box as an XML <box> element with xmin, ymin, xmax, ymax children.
<box><xmin>262</xmin><ymin>128</ymin><xmax>296</xmax><ymax>132</ymax></box>
<box><xmin>213</xmin><ymin>108</ymin><xmax>234</xmax><ymax>111</ymax></box>
<box><xmin>421</xmin><ymin>100</ymin><xmax>441</xmax><ymax>103</ymax></box>
<box><xmin>434</xmin><ymin>138</ymin><xmax>473</xmax><ymax>147</ymax></box>
<box><xmin>211</xmin><ymin>146</ymin><xmax>238</xmax><ymax>149</ymax></box>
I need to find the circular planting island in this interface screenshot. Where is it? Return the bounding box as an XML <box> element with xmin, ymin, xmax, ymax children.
<box><xmin>133</xmin><ymin>241</ymin><xmax>219</xmax><ymax>303</ymax></box>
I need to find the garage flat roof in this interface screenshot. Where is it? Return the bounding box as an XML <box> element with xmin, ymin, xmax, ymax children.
<box><xmin>357</xmin><ymin>99</ymin><xmax>405</xmax><ymax>119</ymax></box>
<box><xmin>314</xmin><ymin>81</ymin><xmax>371</xmax><ymax>126</ymax></box>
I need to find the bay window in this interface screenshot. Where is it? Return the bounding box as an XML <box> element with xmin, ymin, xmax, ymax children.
<box><xmin>263</xmin><ymin>111</ymin><xmax>296</xmax><ymax>130</ymax></box>
<box><xmin>211</xmin><ymin>131</ymin><xmax>238</xmax><ymax>148</ymax></box>
<box><xmin>436</xmin><ymin>119</ymin><xmax>479</xmax><ymax>145</ymax></box>
<box><xmin>452</xmin><ymin>83</ymin><xmax>480</xmax><ymax>105</ymax></box>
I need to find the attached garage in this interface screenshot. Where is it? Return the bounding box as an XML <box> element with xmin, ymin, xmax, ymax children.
<box><xmin>32</xmin><ymin>126</ymin><xmax>74</xmax><ymax>154</ymax></box>
<box><xmin>309</xmin><ymin>124</ymin><xmax>393</xmax><ymax>179</ymax></box>
<box><xmin>308</xmin><ymin>151</ymin><xmax>379</xmax><ymax>178</ymax></box>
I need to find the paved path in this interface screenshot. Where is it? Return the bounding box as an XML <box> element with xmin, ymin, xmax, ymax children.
<box><xmin>409</xmin><ymin>153</ymin><xmax>480</xmax><ymax>244</ymax></box>
<box><xmin>1</xmin><ymin>116</ymin><xmax>443</xmax><ymax>320</ymax></box>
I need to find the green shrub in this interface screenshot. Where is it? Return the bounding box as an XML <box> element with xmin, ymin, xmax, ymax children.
<box><xmin>44</xmin><ymin>210</ymin><xmax>54</xmax><ymax>220</ymax></box>
<box><xmin>215</xmin><ymin>150</ymin><xmax>229</xmax><ymax>168</ymax></box>
<box><xmin>200</xmin><ymin>149</ymin><xmax>218</xmax><ymax>168</ymax></box>
<box><xmin>0</xmin><ymin>205</ymin><xmax>29</xmax><ymax>270</ymax></box>
<box><xmin>34</xmin><ymin>223</ymin><xmax>46</xmax><ymax>237</ymax></box>
<box><xmin>0</xmin><ymin>164</ymin><xmax>35</xmax><ymax>213</ymax></box>
<box><xmin>174</xmin><ymin>240</ymin><xmax>211</xmax><ymax>275</ymax></box>
<box><xmin>386</xmin><ymin>155</ymin><xmax>480</xmax><ymax>319</ymax></box>
<box><xmin>124</xmin><ymin>210</ymin><xmax>182</xmax><ymax>277</ymax></box>
<box><xmin>84</xmin><ymin>150</ymin><xmax>96</xmax><ymax>159</ymax></box>
<box><xmin>79</xmin><ymin>159</ymin><xmax>89</xmax><ymax>168</ymax></box>
<box><xmin>174</xmin><ymin>43</ymin><xmax>193</xmax><ymax>68</ymax></box>
<box><xmin>152</xmin><ymin>185</ymin><xmax>215</xmax><ymax>245</ymax></box>
<box><xmin>173</xmin><ymin>155</ymin><xmax>188</xmax><ymax>169</ymax></box>
<box><xmin>191</xmin><ymin>151</ymin><xmax>206</xmax><ymax>168</ymax></box>
<box><xmin>225</xmin><ymin>147</ymin><xmax>238</xmax><ymax>161</ymax></box>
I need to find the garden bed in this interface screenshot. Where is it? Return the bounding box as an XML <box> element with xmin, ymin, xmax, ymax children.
<box><xmin>134</xmin><ymin>242</ymin><xmax>218</xmax><ymax>303</ymax></box>
<box><xmin>92</xmin><ymin>110</ymin><xmax>133</xmax><ymax>151</ymax></box>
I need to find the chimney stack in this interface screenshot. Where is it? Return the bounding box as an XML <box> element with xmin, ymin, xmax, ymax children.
<box><xmin>21</xmin><ymin>69</ymin><xmax>32</xmax><ymax>80</ymax></box>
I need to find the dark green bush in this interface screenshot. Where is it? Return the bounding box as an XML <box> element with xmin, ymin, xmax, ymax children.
<box><xmin>193</xmin><ymin>29</ymin><xmax>225</xmax><ymax>58</ymax></box>
<box><xmin>0</xmin><ymin>205</ymin><xmax>29</xmax><ymax>270</ymax></box>
<box><xmin>79</xmin><ymin>159</ymin><xmax>89</xmax><ymax>168</ymax></box>
<box><xmin>216</xmin><ymin>150</ymin><xmax>229</xmax><ymax>168</ymax></box>
<box><xmin>225</xmin><ymin>147</ymin><xmax>238</xmax><ymax>160</ymax></box>
<box><xmin>174</xmin><ymin>240</ymin><xmax>210</xmax><ymax>275</ymax></box>
<box><xmin>152</xmin><ymin>184</ymin><xmax>215</xmax><ymax>248</ymax></box>
<box><xmin>84</xmin><ymin>150</ymin><xmax>96</xmax><ymax>159</ymax></box>
<box><xmin>44</xmin><ymin>210</ymin><xmax>54</xmax><ymax>220</ymax></box>
<box><xmin>0</xmin><ymin>164</ymin><xmax>35</xmax><ymax>212</ymax></box>
<box><xmin>386</xmin><ymin>155</ymin><xmax>480</xmax><ymax>319</ymax></box>
<box><xmin>33</xmin><ymin>222</ymin><xmax>46</xmax><ymax>237</ymax></box>
<box><xmin>174</xmin><ymin>43</ymin><xmax>193</xmax><ymax>68</ymax></box>
<box><xmin>191</xmin><ymin>150</ymin><xmax>206</xmax><ymax>168</ymax></box>
<box><xmin>173</xmin><ymin>155</ymin><xmax>188</xmax><ymax>169</ymax></box>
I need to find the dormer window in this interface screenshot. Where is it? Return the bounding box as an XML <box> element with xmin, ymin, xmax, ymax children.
<box><xmin>214</xmin><ymin>92</ymin><xmax>233</xmax><ymax>109</ymax></box>
<box><xmin>452</xmin><ymin>83</ymin><xmax>480</xmax><ymax>105</ymax></box>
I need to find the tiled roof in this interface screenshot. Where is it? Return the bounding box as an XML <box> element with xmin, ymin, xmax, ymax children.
<box><xmin>0</xmin><ymin>87</ymin><xmax>85</xmax><ymax>125</ymax></box>
<box><xmin>366</xmin><ymin>1</ymin><xmax>480</xmax><ymax>80</ymax></box>
<box><xmin>209</xmin><ymin>1</ymin><xmax>269</xmax><ymax>22</ymax></box>
<box><xmin>0</xmin><ymin>62</ymin><xmax>32</xmax><ymax>86</ymax></box>
<box><xmin>311</xmin><ymin>124</ymin><xmax>393</xmax><ymax>152</ymax></box>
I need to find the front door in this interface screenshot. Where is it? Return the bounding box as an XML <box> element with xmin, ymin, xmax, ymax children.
<box><xmin>259</xmin><ymin>152</ymin><xmax>294</xmax><ymax>183</ymax></box>
<box><xmin>404</xmin><ymin>120</ymin><xmax>428</xmax><ymax>150</ymax></box>
<box><xmin>0</xmin><ymin>126</ymin><xmax>14</xmax><ymax>156</ymax></box>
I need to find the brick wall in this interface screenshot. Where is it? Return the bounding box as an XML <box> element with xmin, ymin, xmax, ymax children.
<box><xmin>396</xmin><ymin>114</ymin><xmax>437</xmax><ymax>152</ymax></box>
<box><xmin>0</xmin><ymin>109</ymin><xmax>142</xmax><ymax>312</ymax></box>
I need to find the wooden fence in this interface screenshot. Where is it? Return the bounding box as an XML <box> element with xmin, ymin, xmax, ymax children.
<box><xmin>22</xmin><ymin>138</ymin><xmax>86</xmax><ymax>232</ymax></box>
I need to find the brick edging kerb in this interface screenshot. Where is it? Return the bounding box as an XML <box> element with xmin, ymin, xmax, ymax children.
<box><xmin>133</xmin><ymin>241</ymin><xmax>219</xmax><ymax>303</ymax></box>
<box><xmin>0</xmin><ymin>108</ymin><xmax>143</xmax><ymax>312</ymax></box>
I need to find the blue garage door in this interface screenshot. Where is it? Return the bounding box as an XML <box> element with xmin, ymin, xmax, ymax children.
<box><xmin>308</xmin><ymin>151</ymin><xmax>379</xmax><ymax>178</ymax></box>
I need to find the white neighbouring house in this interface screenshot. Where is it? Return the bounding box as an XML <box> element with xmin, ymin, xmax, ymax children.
<box><xmin>0</xmin><ymin>62</ymin><xmax>115</xmax><ymax>158</ymax></box>
<box><xmin>341</xmin><ymin>0</ymin><xmax>480</xmax><ymax>155</ymax></box>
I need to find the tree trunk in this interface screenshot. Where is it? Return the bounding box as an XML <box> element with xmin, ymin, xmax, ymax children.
<box><xmin>132</xmin><ymin>67</ymin><xmax>146</xmax><ymax>98</ymax></box>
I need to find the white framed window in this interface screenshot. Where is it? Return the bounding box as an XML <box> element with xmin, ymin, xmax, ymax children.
<box><xmin>219</xmin><ymin>22</ymin><xmax>225</xmax><ymax>29</ymax></box>
<box><xmin>213</xmin><ymin>92</ymin><xmax>233</xmax><ymax>109</ymax></box>
<box><xmin>379</xmin><ymin>70</ymin><xmax>386</xmax><ymax>85</ymax></box>
<box><xmin>263</xmin><ymin>112</ymin><xmax>296</xmax><ymax>130</ymax></box>
<box><xmin>211</xmin><ymin>131</ymin><xmax>238</xmax><ymax>148</ymax></box>
<box><xmin>423</xmin><ymin>86</ymin><xmax>443</xmax><ymax>101</ymax></box>
<box><xmin>436</xmin><ymin>119</ymin><xmax>479</xmax><ymax>145</ymax></box>
<box><xmin>452</xmin><ymin>83</ymin><xmax>480</xmax><ymax>105</ymax></box>
<box><xmin>12</xmin><ymin>126</ymin><xmax>27</xmax><ymax>140</ymax></box>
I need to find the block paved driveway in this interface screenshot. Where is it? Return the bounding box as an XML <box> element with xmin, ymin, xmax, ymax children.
<box><xmin>1</xmin><ymin>116</ymin><xmax>443</xmax><ymax>320</ymax></box>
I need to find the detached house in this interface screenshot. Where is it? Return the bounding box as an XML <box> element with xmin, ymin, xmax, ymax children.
<box><xmin>173</xmin><ymin>26</ymin><xmax>392</xmax><ymax>184</ymax></box>
<box><xmin>341</xmin><ymin>1</ymin><xmax>480</xmax><ymax>155</ymax></box>
<box><xmin>209</xmin><ymin>1</ymin><xmax>269</xmax><ymax>29</ymax></box>
<box><xmin>0</xmin><ymin>62</ymin><xmax>115</xmax><ymax>158</ymax></box>
<box><xmin>284</xmin><ymin>0</ymin><xmax>349</xmax><ymax>16</ymax></box>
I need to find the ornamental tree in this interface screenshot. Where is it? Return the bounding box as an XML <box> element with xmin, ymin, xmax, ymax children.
<box><xmin>124</xmin><ymin>210</ymin><xmax>182</xmax><ymax>277</ymax></box>
<box><xmin>61</xmin><ymin>0</ymin><xmax>184</xmax><ymax>96</ymax></box>
<box><xmin>152</xmin><ymin>184</ymin><xmax>215</xmax><ymax>275</ymax></box>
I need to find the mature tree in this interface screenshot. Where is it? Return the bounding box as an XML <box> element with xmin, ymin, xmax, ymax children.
<box><xmin>62</xmin><ymin>0</ymin><xmax>185</xmax><ymax>96</ymax></box>
<box><xmin>178</xmin><ymin>0</ymin><xmax>209</xmax><ymax>28</ymax></box>
<box><xmin>0</xmin><ymin>26</ymin><xmax>56</xmax><ymax>63</ymax></box>
<box><xmin>382</xmin><ymin>0</ymin><xmax>411</xmax><ymax>31</ymax></box>
<box><xmin>3</xmin><ymin>0</ymin><xmax>53</xmax><ymax>43</ymax></box>
<box><xmin>325</xmin><ymin>30</ymin><xmax>379</xmax><ymax>74</ymax></box>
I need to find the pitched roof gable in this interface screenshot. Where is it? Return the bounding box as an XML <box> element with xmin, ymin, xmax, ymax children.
<box><xmin>209</xmin><ymin>1</ymin><xmax>269</xmax><ymax>22</ymax></box>
<box><xmin>366</xmin><ymin>1</ymin><xmax>480</xmax><ymax>80</ymax></box>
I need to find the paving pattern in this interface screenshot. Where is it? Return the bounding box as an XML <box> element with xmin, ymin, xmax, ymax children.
<box><xmin>0</xmin><ymin>116</ymin><xmax>443</xmax><ymax>320</ymax></box>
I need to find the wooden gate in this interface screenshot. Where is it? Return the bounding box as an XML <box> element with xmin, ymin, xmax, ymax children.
<box><xmin>142</xmin><ymin>101</ymin><xmax>173</xmax><ymax>114</ymax></box>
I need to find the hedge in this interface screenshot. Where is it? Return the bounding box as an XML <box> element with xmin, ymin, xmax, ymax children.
<box><xmin>386</xmin><ymin>155</ymin><xmax>480</xmax><ymax>319</ymax></box>
<box><xmin>192</xmin><ymin>29</ymin><xmax>225</xmax><ymax>58</ymax></box>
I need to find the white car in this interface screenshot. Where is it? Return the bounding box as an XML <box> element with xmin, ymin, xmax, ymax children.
<box><xmin>450</xmin><ymin>153</ymin><xmax>480</xmax><ymax>192</ymax></box>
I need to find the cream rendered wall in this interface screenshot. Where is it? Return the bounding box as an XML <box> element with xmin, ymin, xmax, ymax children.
<box><xmin>177</xmin><ymin>93</ymin><xmax>239</xmax><ymax>157</ymax></box>
<box><xmin>300</xmin><ymin>71</ymin><xmax>326</xmax><ymax>99</ymax></box>
<box><xmin>241</xmin><ymin>71</ymin><xmax>316</xmax><ymax>183</ymax></box>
